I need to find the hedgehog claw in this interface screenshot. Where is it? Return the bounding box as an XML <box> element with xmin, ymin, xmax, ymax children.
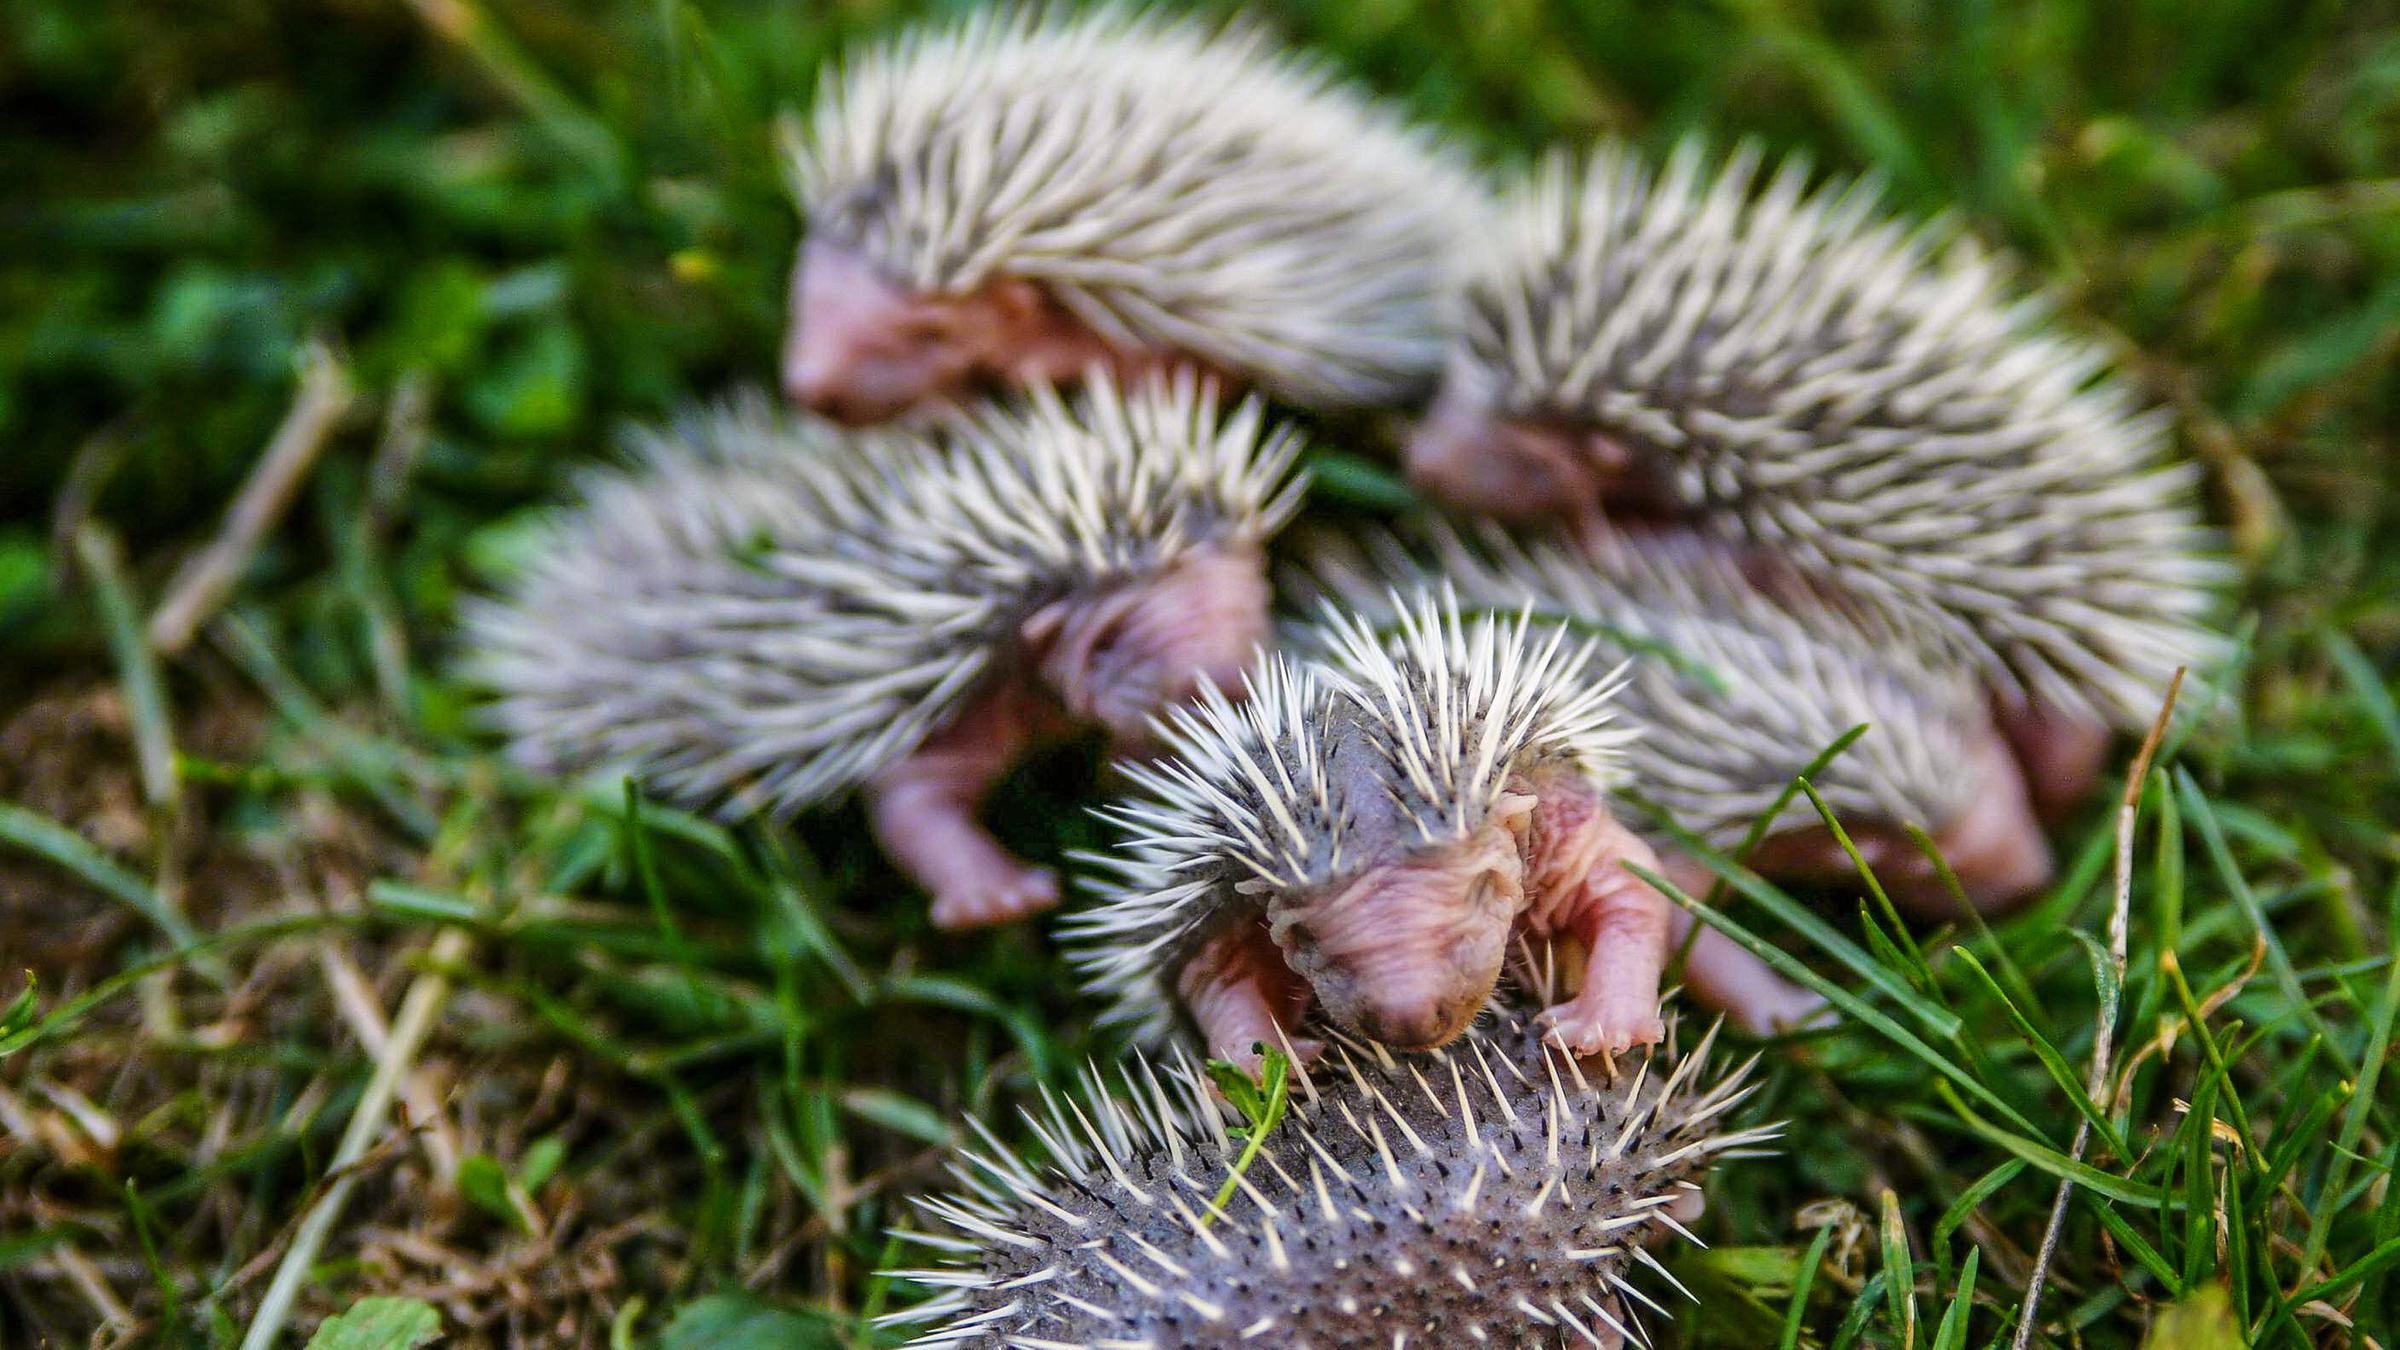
<box><xmin>929</xmin><ymin>867</ymin><xmax>1061</xmax><ymax>930</ymax></box>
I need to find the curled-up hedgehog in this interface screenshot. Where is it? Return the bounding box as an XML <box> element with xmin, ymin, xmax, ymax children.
<box><xmin>1065</xmin><ymin>591</ymin><xmax>1672</xmax><ymax>1066</ymax></box>
<box><xmin>465</xmin><ymin>373</ymin><xmax>1304</xmax><ymax>929</ymax></box>
<box><xmin>1407</xmin><ymin>141</ymin><xmax>2227</xmax><ymax>813</ymax></box>
<box><xmin>1296</xmin><ymin>521</ymin><xmax>2048</xmax><ymax>912</ymax></box>
<box><xmin>781</xmin><ymin>6</ymin><xmax>1485</xmax><ymax>423</ymax></box>
<box><xmin>887</xmin><ymin>1015</ymin><xmax>1777</xmax><ymax>1349</ymax></box>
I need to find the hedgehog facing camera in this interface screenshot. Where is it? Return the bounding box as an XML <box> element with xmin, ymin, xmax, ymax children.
<box><xmin>466</xmin><ymin>372</ymin><xmax>1305</xmax><ymax>930</ymax></box>
<box><xmin>1067</xmin><ymin>591</ymin><xmax>1672</xmax><ymax>1068</ymax></box>
<box><xmin>1408</xmin><ymin>141</ymin><xmax>2228</xmax><ymax>817</ymax></box>
<box><xmin>780</xmin><ymin>7</ymin><xmax>1486</xmax><ymax>424</ymax></box>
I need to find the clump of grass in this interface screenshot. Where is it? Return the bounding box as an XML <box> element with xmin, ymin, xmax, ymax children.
<box><xmin>4</xmin><ymin>0</ymin><xmax>2398</xmax><ymax>1347</ymax></box>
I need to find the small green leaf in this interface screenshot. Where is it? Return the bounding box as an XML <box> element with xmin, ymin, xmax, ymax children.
<box><xmin>1205</xmin><ymin>1056</ymin><xmax>1267</xmax><ymax>1123</ymax></box>
<box><xmin>656</xmin><ymin>1293</ymin><xmax>836</xmax><ymax>1350</ymax></box>
<box><xmin>1205</xmin><ymin>1047</ymin><xmax>1292</xmax><ymax>1219</ymax></box>
<box><xmin>302</xmin><ymin>1297</ymin><xmax>441</xmax><ymax>1350</ymax></box>
<box><xmin>1</xmin><ymin>974</ymin><xmax>35</xmax><ymax>1037</ymax></box>
<box><xmin>456</xmin><ymin>1154</ymin><xmax>516</xmax><ymax>1225</ymax></box>
<box><xmin>1302</xmin><ymin>450</ymin><xmax>1417</xmax><ymax>511</ymax></box>
<box><xmin>519</xmin><ymin>1136</ymin><xmax>567</xmax><ymax>1192</ymax></box>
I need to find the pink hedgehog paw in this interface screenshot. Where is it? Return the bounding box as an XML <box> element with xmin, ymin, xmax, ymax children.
<box><xmin>928</xmin><ymin>866</ymin><xmax>1060</xmax><ymax>930</ymax></box>
<box><xmin>1539</xmin><ymin>996</ymin><xmax>1665</xmax><ymax>1058</ymax></box>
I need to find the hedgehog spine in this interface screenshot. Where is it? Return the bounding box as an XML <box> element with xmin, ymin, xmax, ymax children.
<box><xmin>886</xmin><ymin>1017</ymin><xmax>1777</xmax><ymax>1349</ymax></box>
<box><xmin>1452</xmin><ymin>139</ymin><xmax>2227</xmax><ymax>728</ymax></box>
<box><xmin>464</xmin><ymin>371</ymin><xmax>1305</xmax><ymax>822</ymax></box>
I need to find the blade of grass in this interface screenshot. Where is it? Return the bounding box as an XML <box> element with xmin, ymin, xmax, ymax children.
<box><xmin>1635</xmin><ymin>818</ymin><xmax>1963</xmax><ymax>1042</ymax></box>
<box><xmin>1935</xmin><ymin>1083</ymin><xmax>2164</xmax><ymax>1208</ymax></box>
<box><xmin>2174</xmin><ymin>766</ymin><xmax>2355</xmax><ymax>1081</ymax></box>
<box><xmin>2288</xmin><ymin>877</ymin><xmax>2400</xmax><ymax>1306</ymax></box>
<box><xmin>74</xmin><ymin>524</ymin><xmax>176</xmax><ymax>812</ymax></box>
<box><xmin>1934</xmin><ymin>1247</ymin><xmax>1980</xmax><ymax>1350</ymax></box>
<box><xmin>1643</xmin><ymin>863</ymin><xmax>2041</xmax><ymax>1136</ymax></box>
<box><xmin>1953</xmin><ymin>949</ymin><xmax>2129</xmax><ymax>1159</ymax></box>
<box><xmin>1779</xmin><ymin>1223</ymin><xmax>1839</xmax><ymax>1350</ymax></box>
<box><xmin>236</xmin><ymin>924</ymin><xmax>474</xmax><ymax>1350</ymax></box>
<box><xmin>1880</xmin><ymin>1189</ymin><xmax>1918</xmax><ymax>1346</ymax></box>
<box><xmin>0</xmin><ymin>802</ymin><xmax>202</xmax><ymax>956</ymax></box>
<box><xmin>2014</xmin><ymin>672</ymin><xmax>2180</xmax><ymax>1348</ymax></box>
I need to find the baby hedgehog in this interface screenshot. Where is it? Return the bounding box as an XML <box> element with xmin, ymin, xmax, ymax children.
<box><xmin>1067</xmin><ymin>592</ymin><xmax>1670</xmax><ymax>1067</ymax></box>
<box><xmin>888</xmin><ymin>1015</ymin><xmax>1776</xmax><ymax>1350</ymax></box>
<box><xmin>1408</xmin><ymin>141</ymin><xmax>2226</xmax><ymax>811</ymax></box>
<box><xmin>466</xmin><ymin>373</ymin><xmax>1303</xmax><ymax>929</ymax></box>
<box><xmin>782</xmin><ymin>6</ymin><xmax>1483</xmax><ymax>423</ymax></box>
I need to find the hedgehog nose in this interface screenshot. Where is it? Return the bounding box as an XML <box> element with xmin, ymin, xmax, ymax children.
<box><xmin>1357</xmin><ymin>996</ymin><xmax>1477</xmax><ymax>1052</ymax></box>
<box><xmin>785</xmin><ymin>349</ymin><xmax>875</xmax><ymax>425</ymax></box>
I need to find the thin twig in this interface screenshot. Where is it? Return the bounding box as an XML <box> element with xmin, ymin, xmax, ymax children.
<box><xmin>48</xmin><ymin>1244</ymin><xmax>134</xmax><ymax>1332</ymax></box>
<box><xmin>237</xmin><ymin>925</ymin><xmax>473</xmax><ymax>1350</ymax></box>
<box><xmin>317</xmin><ymin>941</ymin><xmax>461</xmax><ymax>1181</ymax></box>
<box><xmin>2012</xmin><ymin>670</ymin><xmax>2184</xmax><ymax>1348</ymax></box>
<box><xmin>149</xmin><ymin>344</ymin><xmax>353</xmax><ymax>656</ymax></box>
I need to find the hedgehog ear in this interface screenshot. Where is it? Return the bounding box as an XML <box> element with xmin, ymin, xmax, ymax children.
<box><xmin>985</xmin><ymin>278</ymin><xmax>1129</xmax><ymax>385</ymax></box>
<box><xmin>1492</xmin><ymin>789</ymin><xmax>1539</xmax><ymax>838</ymax></box>
<box><xmin>1019</xmin><ymin>598</ymin><xmax>1069</xmax><ymax>648</ymax></box>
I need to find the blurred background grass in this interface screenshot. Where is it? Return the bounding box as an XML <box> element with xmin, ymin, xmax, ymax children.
<box><xmin>2</xmin><ymin>1</ymin><xmax>2398</xmax><ymax>1347</ymax></box>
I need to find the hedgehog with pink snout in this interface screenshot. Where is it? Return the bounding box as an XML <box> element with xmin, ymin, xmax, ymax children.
<box><xmin>779</xmin><ymin>7</ymin><xmax>1486</xmax><ymax>424</ymax></box>
<box><xmin>1407</xmin><ymin>142</ymin><xmax>2229</xmax><ymax>839</ymax></box>
<box><xmin>1067</xmin><ymin>592</ymin><xmax>1674</xmax><ymax>1070</ymax></box>
<box><xmin>467</xmin><ymin>373</ymin><xmax>1303</xmax><ymax>930</ymax></box>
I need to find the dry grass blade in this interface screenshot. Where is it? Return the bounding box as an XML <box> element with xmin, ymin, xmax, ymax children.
<box><xmin>148</xmin><ymin>343</ymin><xmax>353</xmax><ymax>657</ymax></box>
<box><xmin>236</xmin><ymin>926</ymin><xmax>474</xmax><ymax>1350</ymax></box>
<box><xmin>2011</xmin><ymin>668</ymin><xmax>2184</xmax><ymax>1349</ymax></box>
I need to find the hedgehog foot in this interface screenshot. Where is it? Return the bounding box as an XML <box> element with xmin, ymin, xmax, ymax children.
<box><xmin>869</xmin><ymin>682</ymin><xmax>1067</xmax><ymax>932</ymax></box>
<box><xmin>1540</xmin><ymin>995</ymin><xmax>1667</xmax><ymax>1059</ymax></box>
<box><xmin>1179</xmin><ymin>919</ymin><xmax>1318</xmax><ymax>1072</ymax></box>
<box><xmin>928</xmin><ymin>866</ymin><xmax>1061</xmax><ymax>930</ymax></box>
<box><xmin>1524</xmin><ymin>791</ymin><xmax>1672</xmax><ymax>1060</ymax></box>
<box><xmin>1997</xmin><ymin>694</ymin><xmax>2111</xmax><ymax>825</ymax></box>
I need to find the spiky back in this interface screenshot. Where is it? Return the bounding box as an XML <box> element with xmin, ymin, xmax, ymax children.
<box><xmin>1458</xmin><ymin>141</ymin><xmax>2227</xmax><ymax>728</ymax></box>
<box><xmin>464</xmin><ymin>374</ymin><xmax>1304</xmax><ymax>819</ymax></box>
<box><xmin>1295</xmin><ymin>521</ymin><xmax>1988</xmax><ymax>847</ymax></box>
<box><xmin>788</xmin><ymin>6</ymin><xmax>1486</xmax><ymax>407</ymax></box>
<box><xmin>889</xmin><ymin>1017</ymin><xmax>1775</xmax><ymax>1349</ymax></box>
<box><xmin>1066</xmin><ymin>593</ymin><xmax>1631</xmax><ymax>1043</ymax></box>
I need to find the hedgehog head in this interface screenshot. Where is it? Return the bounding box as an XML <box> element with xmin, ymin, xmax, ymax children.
<box><xmin>967</xmin><ymin>369</ymin><xmax>1301</xmax><ymax>750</ymax></box>
<box><xmin>1267</xmin><ymin>798</ymin><xmax>1531</xmax><ymax>1051</ymax></box>
<box><xmin>1025</xmin><ymin>545</ymin><xmax>1272</xmax><ymax>750</ymax></box>
<box><xmin>784</xmin><ymin>234</ymin><xmax>1189</xmax><ymax>425</ymax></box>
<box><xmin>782</xmin><ymin>8</ymin><xmax>1485</xmax><ymax>423</ymax></box>
<box><xmin>1405</xmin><ymin>362</ymin><xmax>1605</xmax><ymax>523</ymax></box>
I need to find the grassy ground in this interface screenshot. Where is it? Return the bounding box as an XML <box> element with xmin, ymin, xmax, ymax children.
<box><xmin>3</xmin><ymin>0</ymin><xmax>2398</xmax><ymax>1346</ymax></box>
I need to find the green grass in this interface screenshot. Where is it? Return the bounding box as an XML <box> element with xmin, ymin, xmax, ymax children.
<box><xmin>3</xmin><ymin>0</ymin><xmax>2398</xmax><ymax>1346</ymax></box>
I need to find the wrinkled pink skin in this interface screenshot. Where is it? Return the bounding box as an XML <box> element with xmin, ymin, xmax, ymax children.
<box><xmin>1183</xmin><ymin>769</ymin><xmax>1674</xmax><ymax>1071</ymax></box>
<box><xmin>869</xmin><ymin>548</ymin><xmax>1269</xmax><ymax>930</ymax></box>
<box><xmin>784</xmin><ymin>239</ymin><xmax>1205</xmax><ymax>424</ymax></box>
